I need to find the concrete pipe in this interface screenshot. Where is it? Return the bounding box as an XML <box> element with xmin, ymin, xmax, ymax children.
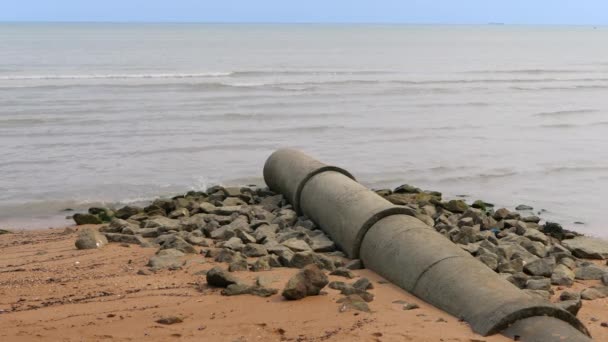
<box><xmin>263</xmin><ymin>149</ymin><xmax>592</xmax><ymax>341</ymax></box>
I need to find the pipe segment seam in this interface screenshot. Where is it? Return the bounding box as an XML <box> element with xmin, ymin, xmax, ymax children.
<box><xmin>293</xmin><ymin>165</ymin><xmax>355</xmax><ymax>214</ymax></box>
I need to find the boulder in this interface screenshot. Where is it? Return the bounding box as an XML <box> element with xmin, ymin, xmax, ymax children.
<box><xmin>526</xmin><ymin>278</ymin><xmax>551</xmax><ymax>291</ymax></box>
<box><xmin>580</xmin><ymin>286</ymin><xmax>608</xmax><ymax>300</ymax></box>
<box><xmin>206</xmin><ymin>266</ymin><xmax>239</xmax><ymax>288</ymax></box>
<box><xmin>562</xmin><ymin>237</ymin><xmax>608</xmax><ymax>259</ymax></box>
<box><xmin>159</xmin><ymin>235</ymin><xmax>197</xmax><ymax>254</ymax></box>
<box><xmin>114</xmin><ymin>205</ymin><xmax>142</xmax><ymax>219</ymax></box>
<box><xmin>75</xmin><ymin>228</ymin><xmax>108</xmax><ymax>249</ymax></box>
<box><xmin>242</xmin><ymin>243</ymin><xmax>268</xmax><ymax>257</ymax></box>
<box><xmin>574</xmin><ymin>264</ymin><xmax>608</xmax><ymax>280</ymax></box>
<box><xmin>603</xmin><ymin>273</ymin><xmax>608</xmax><ymax>286</ymax></box>
<box><xmin>443</xmin><ymin>200</ymin><xmax>469</xmax><ymax>214</ymax></box>
<box><xmin>282</xmin><ymin>264</ymin><xmax>329</xmax><ymax>300</ymax></box>
<box><xmin>282</xmin><ymin>238</ymin><xmax>312</xmax><ymax>252</ymax></box>
<box><xmin>104</xmin><ymin>233</ymin><xmax>152</xmax><ymax>247</ymax></box>
<box><xmin>515</xmin><ymin>204</ymin><xmax>534</xmax><ymax>211</ymax></box>
<box><xmin>523</xmin><ymin>257</ymin><xmax>556</xmax><ymax>277</ymax></box>
<box><xmin>147</xmin><ymin>249</ymin><xmax>185</xmax><ymax>271</ymax></box>
<box><xmin>556</xmin><ymin>299</ymin><xmax>582</xmax><ymax>316</ymax></box>
<box><xmin>309</xmin><ymin>234</ymin><xmax>336</xmax><ymax>253</ymax></box>
<box><xmin>73</xmin><ymin>213</ymin><xmax>102</xmax><ymax>225</ymax></box>
<box><xmin>551</xmin><ymin>264</ymin><xmax>575</xmax><ymax>286</ymax></box>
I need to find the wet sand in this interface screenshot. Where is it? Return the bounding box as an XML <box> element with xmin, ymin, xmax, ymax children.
<box><xmin>1</xmin><ymin>226</ymin><xmax>606</xmax><ymax>342</ymax></box>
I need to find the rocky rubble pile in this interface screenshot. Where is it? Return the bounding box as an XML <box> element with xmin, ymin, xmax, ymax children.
<box><xmin>74</xmin><ymin>183</ymin><xmax>608</xmax><ymax>312</ymax></box>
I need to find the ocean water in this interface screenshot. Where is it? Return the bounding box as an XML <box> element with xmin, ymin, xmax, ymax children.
<box><xmin>1</xmin><ymin>23</ymin><xmax>607</xmax><ymax>236</ymax></box>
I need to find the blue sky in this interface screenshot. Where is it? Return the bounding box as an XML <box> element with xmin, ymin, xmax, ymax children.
<box><xmin>2</xmin><ymin>0</ymin><xmax>607</xmax><ymax>24</ymax></box>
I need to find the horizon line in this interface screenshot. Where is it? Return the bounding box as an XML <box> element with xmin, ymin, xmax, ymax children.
<box><xmin>0</xmin><ymin>20</ymin><xmax>606</xmax><ymax>27</ymax></box>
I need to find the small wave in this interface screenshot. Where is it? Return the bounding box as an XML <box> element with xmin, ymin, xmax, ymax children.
<box><xmin>465</xmin><ymin>69</ymin><xmax>585</xmax><ymax>75</ymax></box>
<box><xmin>0</xmin><ymin>72</ymin><xmax>234</xmax><ymax>81</ymax></box>
<box><xmin>534</xmin><ymin>109</ymin><xmax>597</xmax><ymax>117</ymax></box>
<box><xmin>545</xmin><ymin>166</ymin><xmax>608</xmax><ymax>174</ymax></box>
<box><xmin>437</xmin><ymin>170</ymin><xmax>519</xmax><ymax>183</ymax></box>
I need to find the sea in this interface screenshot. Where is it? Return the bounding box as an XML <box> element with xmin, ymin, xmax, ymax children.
<box><xmin>1</xmin><ymin>23</ymin><xmax>607</xmax><ymax>237</ymax></box>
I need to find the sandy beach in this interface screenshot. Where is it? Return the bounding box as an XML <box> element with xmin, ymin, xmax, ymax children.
<box><xmin>0</xmin><ymin>226</ymin><xmax>606</xmax><ymax>342</ymax></box>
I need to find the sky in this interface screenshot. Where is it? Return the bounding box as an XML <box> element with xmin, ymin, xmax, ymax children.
<box><xmin>1</xmin><ymin>0</ymin><xmax>607</xmax><ymax>25</ymax></box>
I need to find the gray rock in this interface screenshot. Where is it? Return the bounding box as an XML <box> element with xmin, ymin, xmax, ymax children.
<box><xmin>104</xmin><ymin>233</ymin><xmax>152</xmax><ymax>247</ymax></box>
<box><xmin>524</xmin><ymin>229</ymin><xmax>550</xmax><ymax>245</ymax></box>
<box><xmin>266</xmin><ymin>245</ymin><xmax>294</xmax><ymax>266</ymax></box>
<box><xmin>223</xmin><ymin>237</ymin><xmax>245</xmax><ymax>251</ymax></box>
<box><xmin>353</xmin><ymin>277</ymin><xmax>374</xmax><ymax>291</ymax></box>
<box><xmin>228</xmin><ymin>258</ymin><xmax>249</xmax><ymax>272</ymax></box>
<box><xmin>73</xmin><ymin>213</ymin><xmax>102</xmax><ymax>225</ymax></box>
<box><xmin>282</xmin><ymin>264</ymin><xmax>329</xmax><ymax>300</ymax></box>
<box><xmin>312</xmin><ymin>253</ymin><xmax>336</xmax><ymax>271</ymax></box>
<box><xmin>580</xmin><ymin>286</ymin><xmax>608</xmax><ymax>300</ymax></box>
<box><xmin>236</xmin><ymin>229</ymin><xmax>257</xmax><ymax>244</ymax></box>
<box><xmin>506</xmin><ymin>272</ymin><xmax>529</xmax><ymax>289</ymax></box>
<box><xmin>254</xmin><ymin>224</ymin><xmax>278</xmax><ymax>243</ymax></box>
<box><xmin>603</xmin><ymin>273</ymin><xmax>608</xmax><ymax>286</ymax></box>
<box><xmin>168</xmin><ymin>208</ymin><xmax>190</xmax><ymax>219</ymax></box>
<box><xmin>337</xmin><ymin>294</ymin><xmax>370</xmax><ymax>312</ymax></box>
<box><xmin>142</xmin><ymin>217</ymin><xmax>181</xmax><ymax>231</ymax></box>
<box><xmin>282</xmin><ymin>238</ymin><xmax>312</xmax><ymax>252</ymax></box>
<box><xmin>493</xmin><ymin>208</ymin><xmax>511</xmax><ymax>220</ymax></box>
<box><xmin>206</xmin><ymin>266</ymin><xmax>239</xmax><ymax>288</ymax></box>
<box><xmin>221</xmin><ymin>283</ymin><xmax>278</xmax><ymax>297</ymax></box>
<box><xmin>562</xmin><ymin>237</ymin><xmax>608</xmax><ymax>260</ymax></box>
<box><xmin>242</xmin><ymin>243</ymin><xmax>268</xmax><ymax>257</ymax></box>
<box><xmin>140</xmin><ymin>228</ymin><xmax>160</xmax><ymax>238</ymax></box>
<box><xmin>214</xmin><ymin>249</ymin><xmax>238</xmax><ymax>263</ymax></box>
<box><xmin>309</xmin><ymin>234</ymin><xmax>336</xmax><ymax>253</ymax></box>
<box><xmin>147</xmin><ymin>249</ymin><xmax>185</xmax><ymax>271</ymax></box>
<box><xmin>524</xmin><ymin>257</ymin><xmax>556</xmax><ymax>277</ymax></box>
<box><xmin>75</xmin><ymin>228</ymin><xmax>108</xmax><ymax>249</ymax></box>
<box><xmin>477</xmin><ymin>252</ymin><xmax>499</xmax><ymax>271</ymax></box>
<box><xmin>516</xmin><ymin>204</ymin><xmax>534</xmax><ymax>211</ymax></box>
<box><xmin>526</xmin><ymin>278</ymin><xmax>551</xmax><ymax>291</ymax></box>
<box><xmin>560</xmin><ymin>291</ymin><xmax>581</xmax><ymax>301</ymax></box>
<box><xmin>345</xmin><ymin>259</ymin><xmax>364</xmax><ymax>270</ymax></box>
<box><xmin>551</xmin><ymin>264</ymin><xmax>575</xmax><ymax>286</ymax></box>
<box><xmin>525</xmin><ymin>289</ymin><xmax>551</xmax><ymax>301</ymax></box>
<box><xmin>289</xmin><ymin>251</ymin><xmax>316</xmax><ymax>269</ymax></box>
<box><xmin>330</xmin><ymin>267</ymin><xmax>355</xmax><ymax>279</ymax></box>
<box><xmin>159</xmin><ymin>235</ymin><xmax>197</xmax><ymax>254</ymax></box>
<box><xmin>574</xmin><ymin>264</ymin><xmax>608</xmax><ymax>280</ymax></box>
<box><xmin>115</xmin><ymin>205</ymin><xmax>142</xmax><ymax>220</ymax></box>
<box><xmin>251</xmin><ymin>256</ymin><xmax>273</xmax><ymax>272</ymax></box>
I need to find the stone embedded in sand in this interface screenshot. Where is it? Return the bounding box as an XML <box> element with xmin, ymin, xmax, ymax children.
<box><xmin>156</xmin><ymin>316</ymin><xmax>183</xmax><ymax>325</ymax></box>
<box><xmin>337</xmin><ymin>294</ymin><xmax>370</xmax><ymax>313</ymax></box>
<box><xmin>75</xmin><ymin>228</ymin><xmax>108</xmax><ymax>249</ymax></box>
<box><xmin>206</xmin><ymin>266</ymin><xmax>239</xmax><ymax>288</ymax></box>
<box><xmin>158</xmin><ymin>235</ymin><xmax>197</xmax><ymax>254</ymax></box>
<box><xmin>221</xmin><ymin>283</ymin><xmax>278</xmax><ymax>297</ymax></box>
<box><xmin>147</xmin><ymin>249</ymin><xmax>185</xmax><ymax>271</ymax></box>
<box><xmin>282</xmin><ymin>264</ymin><xmax>328</xmax><ymax>300</ymax></box>
<box><xmin>242</xmin><ymin>243</ymin><xmax>268</xmax><ymax>257</ymax></box>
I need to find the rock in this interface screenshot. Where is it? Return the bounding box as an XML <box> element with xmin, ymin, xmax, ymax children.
<box><xmin>221</xmin><ymin>283</ymin><xmax>278</xmax><ymax>297</ymax></box>
<box><xmin>394</xmin><ymin>184</ymin><xmax>421</xmax><ymax>194</ymax></box>
<box><xmin>330</xmin><ymin>267</ymin><xmax>355</xmax><ymax>279</ymax></box>
<box><xmin>236</xmin><ymin>229</ymin><xmax>257</xmax><ymax>244</ymax></box>
<box><xmin>309</xmin><ymin>234</ymin><xmax>336</xmax><ymax>253</ymax></box>
<box><xmin>73</xmin><ymin>213</ymin><xmax>102</xmax><ymax>225</ymax></box>
<box><xmin>493</xmin><ymin>208</ymin><xmax>511</xmax><ymax>221</ymax></box>
<box><xmin>282</xmin><ymin>238</ymin><xmax>312</xmax><ymax>252</ymax></box>
<box><xmin>337</xmin><ymin>294</ymin><xmax>370</xmax><ymax>313</ymax></box>
<box><xmin>214</xmin><ymin>249</ymin><xmax>239</xmax><ymax>263</ymax></box>
<box><xmin>75</xmin><ymin>228</ymin><xmax>108</xmax><ymax>249</ymax></box>
<box><xmin>581</xmin><ymin>286</ymin><xmax>608</xmax><ymax>300</ymax></box>
<box><xmin>403</xmin><ymin>303</ymin><xmax>420</xmax><ymax>310</ymax></box>
<box><xmin>562</xmin><ymin>237</ymin><xmax>608</xmax><ymax>259</ymax></box>
<box><xmin>551</xmin><ymin>264</ymin><xmax>575</xmax><ymax>286</ymax></box>
<box><xmin>223</xmin><ymin>237</ymin><xmax>245</xmax><ymax>251</ymax></box>
<box><xmin>506</xmin><ymin>272</ymin><xmax>529</xmax><ymax>289</ymax></box>
<box><xmin>206</xmin><ymin>266</ymin><xmax>239</xmax><ymax>288</ymax></box>
<box><xmin>282</xmin><ymin>264</ymin><xmax>329</xmax><ymax>300</ymax></box>
<box><xmin>267</xmin><ymin>245</ymin><xmax>295</xmax><ymax>266</ymax></box>
<box><xmin>524</xmin><ymin>257</ymin><xmax>556</xmax><ymax>277</ymax></box>
<box><xmin>443</xmin><ymin>200</ymin><xmax>469</xmax><ymax>214</ymax></box>
<box><xmin>523</xmin><ymin>229</ymin><xmax>549</xmax><ymax>245</ymax></box>
<box><xmin>522</xmin><ymin>216</ymin><xmax>541</xmax><ymax>223</ymax></box>
<box><xmin>114</xmin><ymin>205</ymin><xmax>142</xmax><ymax>219</ymax></box>
<box><xmin>603</xmin><ymin>273</ymin><xmax>608</xmax><ymax>286</ymax></box>
<box><xmin>228</xmin><ymin>257</ymin><xmax>249</xmax><ymax>272</ymax></box>
<box><xmin>574</xmin><ymin>264</ymin><xmax>608</xmax><ymax>280</ymax></box>
<box><xmin>289</xmin><ymin>251</ymin><xmax>316</xmax><ymax>269</ymax></box>
<box><xmin>345</xmin><ymin>259</ymin><xmax>364</xmax><ymax>270</ymax></box>
<box><xmin>104</xmin><ymin>233</ymin><xmax>151</xmax><ymax>247</ymax></box>
<box><xmin>525</xmin><ymin>289</ymin><xmax>551</xmax><ymax>301</ymax></box>
<box><xmin>556</xmin><ymin>299</ymin><xmax>582</xmax><ymax>316</ymax></box>
<box><xmin>353</xmin><ymin>277</ymin><xmax>374</xmax><ymax>291</ymax></box>
<box><xmin>223</xmin><ymin>197</ymin><xmax>246</xmax><ymax>207</ymax></box>
<box><xmin>516</xmin><ymin>204</ymin><xmax>534</xmax><ymax>211</ymax></box>
<box><xmin>560</xmin><ymin>291</ymin><xmax>581</xmax><ymax>301</ymax></box>
<box><xmin>147</xmin><ymin>249</ymin><xmax>185</xmax><ymax>271</ymax></box>
<box><xmin>254</xmin><ymin>224</ymin><xmax>278</xmax><ymax>243</ymax></box>
<box><xmin>243</xmin><ymin>243</ymin><xmax>268</xmax><ymax>257</ymax></box>
<box><xmin>251</xmin><ymin>256</ymin><xmax>273</xmax><ymax>272</ymax></box>
<box><xmin>477</xmin><ymin>252</ymin><xmax>499</xmax><ymax>271</ymax></box>
<box><xmin>156</xmin><ymin>316</ymin><xmax>183</xmax><ymax>325</ymax></box>
<box><xmin>159</xmin><ymin>235</ymin><xmax>197</xmax><ymax>254</ymax></box>
<box><xmin>526</xmin><ymin>278</ymin><xmax>551</xmax><ymax>291</ymax></box>
<box><xmin>142</xmin><ymin>217</ymin><xmax>181</xmax><ymax>231</ymax></box>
